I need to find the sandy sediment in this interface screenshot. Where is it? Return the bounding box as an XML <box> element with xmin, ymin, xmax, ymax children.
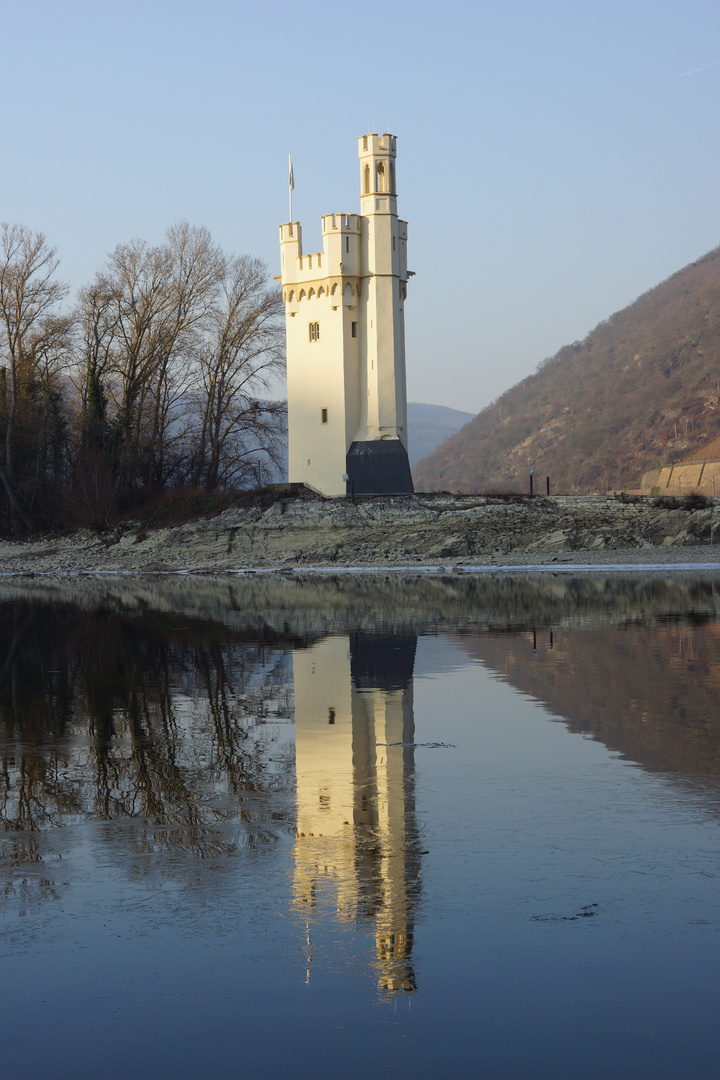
<box><xmin>2</xmin><ymin>493</ymin><xmax>720</xmax><ymax>575</ymax></box>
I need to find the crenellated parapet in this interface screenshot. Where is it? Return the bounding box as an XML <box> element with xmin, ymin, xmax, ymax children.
<box><xmin>280</xmin><ymin>212</ymin><xmax>362</xmax><ymax>282</ymax></box>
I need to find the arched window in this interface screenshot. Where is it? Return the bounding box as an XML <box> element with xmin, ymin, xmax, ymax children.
<box><xmin>364</xmin><ymin>164</ymin><xmax>370</xmax><ymax>194</ymax></box>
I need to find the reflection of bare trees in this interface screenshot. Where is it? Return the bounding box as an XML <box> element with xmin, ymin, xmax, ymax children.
<box><xmin>1</xmin><ymin>606</ymin><xmax>82</xmax><ymax>846</ymax></box>
<box><xmin>0</xmin><ymin>602</ymin><xmax>295</xmax><ymax>884</ymax></box>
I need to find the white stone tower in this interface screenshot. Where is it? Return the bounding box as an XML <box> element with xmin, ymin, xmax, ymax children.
<box><xmin>279</xmin><ymin>133</ymin><xmax>413</xmax><ymax>497</ymax></box>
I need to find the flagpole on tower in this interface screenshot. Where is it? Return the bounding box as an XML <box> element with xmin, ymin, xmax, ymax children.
<box><xmin>288</xmin><ymin>154</ymin><xmax>294</xmax><ymax>222</ymax></box>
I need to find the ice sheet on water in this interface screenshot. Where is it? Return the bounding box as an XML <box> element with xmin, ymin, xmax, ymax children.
<box><xmin>375</xmin><ymin>741</ymin><xmax>456</xmax><ymax>748</ymax></box>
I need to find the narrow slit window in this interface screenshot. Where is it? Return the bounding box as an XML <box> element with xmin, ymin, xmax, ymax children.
<box><xmin>345</xmin><ymin>236</ymin><xmax>349</xmax><ymax>253</ymax></box>
<box><xmin>351</xmin><ymin>322</ymin><xmax>358</xmax><ymax>338</ymax></box>
<box><xmin>321</xmin><ymin>407</ymin><xmax>328</xmax><ymax>424</ymax></box>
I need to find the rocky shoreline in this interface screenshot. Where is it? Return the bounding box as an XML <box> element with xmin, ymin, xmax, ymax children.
<box><xmin>2</xmin><ymin>492</ymin><xmax>720</xmax><ymax>575</ymax></box>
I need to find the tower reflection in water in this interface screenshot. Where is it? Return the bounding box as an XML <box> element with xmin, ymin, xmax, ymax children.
<box><xmin>292</xmin><ymin>632</ymin><xmax>421</xmax><ymax>994</ymax></box>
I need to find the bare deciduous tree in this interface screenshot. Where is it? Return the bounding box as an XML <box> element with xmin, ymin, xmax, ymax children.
<box><xmin>0</xmin><ymin>224</ymin><xmax>71</xmax><ymax>528</ymax></box>
<box><xmin>191</xmin><ymin>254</ymin><xmax>285</xmax><ymax>491</ymax></box>
<box><xmin>76</xmin><ymin>227</ymin><xmax>284</xmax><ymax>506</ymax></box>
<box><xmin>0</xmin><ymin>220</ymin><xmax>286</xmax><ymax>532</ymax></box>
<box><xmin>77</xmin><ymin>223</ymin><xmax>226</xmax><ymax>500</ymax></box>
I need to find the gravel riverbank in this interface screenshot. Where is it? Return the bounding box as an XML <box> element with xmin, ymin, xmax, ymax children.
<box><xmin>2</xmin><ymin>492</ymin><xmax>720</xmax><ymax>575</ymax></box>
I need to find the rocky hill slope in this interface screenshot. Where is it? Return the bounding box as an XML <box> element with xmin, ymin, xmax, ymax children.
<box><xmin>413</xmin><ymin>244</ymin><xmax>720</xmax><ymax>494</ymax></box>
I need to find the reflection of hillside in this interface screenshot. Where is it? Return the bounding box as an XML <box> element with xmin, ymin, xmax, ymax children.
<box><xmin>293</xmin><ymin>634</ymin><xmax>421</xmax><ymax>995</ymax></box>
<box><xmin>457</xmin><ymin>624</ymin><xmax>720</xmax><ymax>777</ymax></box>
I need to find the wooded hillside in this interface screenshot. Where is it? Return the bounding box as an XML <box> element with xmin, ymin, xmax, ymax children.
<box><xmin>413</xmin><ymin>245</ymin><xmax>720</xmax><ymax>493</ymax></box>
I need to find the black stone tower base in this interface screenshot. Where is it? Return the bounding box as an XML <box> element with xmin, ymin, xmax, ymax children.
<box><xmin>345</xmin><ymin>440</ymin><xmax>414</xmax><ymax>495</ymax></box>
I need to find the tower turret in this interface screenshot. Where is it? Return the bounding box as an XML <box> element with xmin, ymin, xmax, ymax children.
<box><xmin>358</xmin><ymin>133</ymin><xmax>398</xmax><ymax>217</ymax></box>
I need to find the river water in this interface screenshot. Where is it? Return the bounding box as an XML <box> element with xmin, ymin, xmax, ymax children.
<box><xmin>2</xmin><ymin>573</ymin><xmax>720</xmax><ymax>1079</ymax></box>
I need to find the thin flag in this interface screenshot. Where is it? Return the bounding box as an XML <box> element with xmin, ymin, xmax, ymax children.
<box><xmin>289</xmin><ymin>154</ymin><xmax>294</xmax><ymax>221</ymax></box>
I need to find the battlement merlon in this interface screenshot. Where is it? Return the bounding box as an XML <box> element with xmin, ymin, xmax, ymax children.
<box><xmin>278</xmin><ymin>221</ymin><xmax>302</xmax><ymax>256</ymax></box>
<box><xmin>322</xmin><ymin>213</ymin><xmax>362</xmax><ymax>235</ymax></box>
<box><xmin>358</xmin><ymin>132</ymin><xmax>397</xmax><ymax>158</ymax></box>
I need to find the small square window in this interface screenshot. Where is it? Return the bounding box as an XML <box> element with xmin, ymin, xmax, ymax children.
<box><xmin>351</xmin><ymin>322</ymin><xmax>358</xmax><ymax>338</ymax></box>
<box><xmin>321</xmin><ymin>408</ymin><xmax>328</xmax><ymax>424</ymax></box>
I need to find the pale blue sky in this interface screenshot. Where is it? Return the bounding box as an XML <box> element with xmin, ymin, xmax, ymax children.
<box><xmin>2</xmin><ymin>0</ymin><xmax>718</xmax><ymax>412</ymax></box>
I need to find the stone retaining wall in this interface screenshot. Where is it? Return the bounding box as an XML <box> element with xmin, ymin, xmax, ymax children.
<box><xmin>641</xmin><ymin>461</ymin><xmax>720</xmax><ymax>497</ymax></box>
